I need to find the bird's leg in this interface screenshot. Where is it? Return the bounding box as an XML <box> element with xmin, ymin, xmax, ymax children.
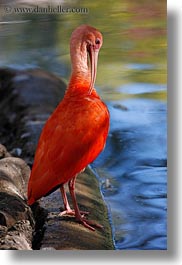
<box><xmin>68</xmin><ymin>176</ymin><xmax>103</xmax><ymax>231</ymax></box>
<box><xmin>59</xmin><ymin>184</ymin><xmax>88</xmax><ymax>217</ymax></box>
<box><xmin>59</xmin><ymin>185</ymin><xmax>74</xmax><ymax>216</ymax></box>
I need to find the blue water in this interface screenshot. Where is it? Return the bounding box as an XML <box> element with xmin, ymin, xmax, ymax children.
<box><xmin>93</xmin><ymin>89</ymin><xmax>167</xmax><ymax>249</ymax></box>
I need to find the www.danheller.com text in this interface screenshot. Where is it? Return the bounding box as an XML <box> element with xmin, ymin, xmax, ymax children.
<box><xmin>3</xmin><ymin>5</ymin><xmax>89</xmax><ymax>15</ymax></box>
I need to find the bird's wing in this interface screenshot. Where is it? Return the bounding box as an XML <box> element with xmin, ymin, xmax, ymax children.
<box><xmin>28</xmin><ymin>98</ymin><xmax>109</xmax><ymax>204</ymax></box>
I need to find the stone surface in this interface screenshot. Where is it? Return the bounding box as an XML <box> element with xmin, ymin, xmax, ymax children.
<box><xmin>0</xmin><ymin>144</ymin><xmax>11</xmax><ymax>159</ymax></box>
<box><xmin>0</xmin><ymin>147</ymin><xmax>34</xmax><ymax>250</ymax></box>
<box><xmin>0</xmin><ymin>67</ymin><xmax>66</xmax><ymax>164</ymax></box>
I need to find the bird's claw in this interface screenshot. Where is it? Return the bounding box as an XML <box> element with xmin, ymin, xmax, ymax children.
<box><xmin>59</xmin><ymin>209</ymin><xmax>89</xmax><ymax>218</ymax></box>
<box><xmin>76</xmin><ymin>216</ymin><xmax>104</xmax><ymax>231</ymax></box>
<box><xmin>59</xmin><ymin>210</ymin><xmax>103</xmax><ymax>231</ymax></box>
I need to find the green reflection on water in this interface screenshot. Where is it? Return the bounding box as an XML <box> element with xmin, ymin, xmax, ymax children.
<box><xmin>0</xmin><ymin>0</ymin><xmax>166</xmax><ymax>101</ymax></box>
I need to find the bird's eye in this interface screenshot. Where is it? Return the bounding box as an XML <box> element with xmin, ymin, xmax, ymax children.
<box><xmin>95</xmin><ymin>39</ymin><xmax>100</xmax><ymax>45</ymax></box>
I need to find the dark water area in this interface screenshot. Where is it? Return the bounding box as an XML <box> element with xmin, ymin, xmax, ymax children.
<box><xmin>0</xmin><ymin>0</ymin><xmax>167</xmax><ymax>249</ymax></box>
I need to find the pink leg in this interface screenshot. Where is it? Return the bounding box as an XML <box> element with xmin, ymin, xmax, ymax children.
<box><xmin>59</xmin><ymin>185</ymin><xmax>74</xmax><ymax>216</ymax></box>
<box><xmin>68</xmin><ymin>176</ymin><xmax>103</xmax><ymax>231</ymax></box>
<box><xmin>59</xmin><ymin>184</ymin><xmax>88</xmax><ymax>217</ymax></box>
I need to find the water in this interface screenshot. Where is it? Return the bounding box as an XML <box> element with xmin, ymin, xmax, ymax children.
<box><xmin>94</xmin><ymin>97</ymin><xmax>167</xmax><ymax>249</ymax></box>
<box><xmin>0</xmin><ymin>0</ymin><xmax>167</xmax><ymax>250</ymax></box>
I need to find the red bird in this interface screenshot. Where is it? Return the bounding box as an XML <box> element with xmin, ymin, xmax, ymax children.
<box><xmin>27</xmin><ymin>25</ymin><xmax>110</xmax><ymax>231</ymax></box>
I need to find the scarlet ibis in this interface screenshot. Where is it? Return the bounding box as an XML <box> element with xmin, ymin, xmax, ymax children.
<box><xmin>27</xmin><ymin>25</ymin><xmax>110</xmax><ymax>231</ymax></box>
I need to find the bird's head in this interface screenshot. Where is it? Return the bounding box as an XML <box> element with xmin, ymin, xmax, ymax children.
<box><xmin>70</xmin><ymin>25</ymin><xmax>103</xmax><ymax>94</ymax></box>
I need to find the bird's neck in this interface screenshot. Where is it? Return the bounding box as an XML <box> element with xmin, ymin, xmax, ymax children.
<box><xmin>66</xmin><ymin>41</ymin><xmax>92</xmax><ymax>95</ymax></box>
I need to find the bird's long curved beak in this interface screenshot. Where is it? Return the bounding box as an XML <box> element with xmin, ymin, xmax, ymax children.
<box><xmin>88</xmin><ymin>46</ymin><xmax>99</xmax><ymax>95</ymax></box>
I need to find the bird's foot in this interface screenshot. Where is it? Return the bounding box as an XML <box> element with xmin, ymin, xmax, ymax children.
<box><xmin>59</xmin><ymin>209</ymin><xmax>89</xmax><ymax>217</ymax></box>
<box><xmin>59</xmin><ymin>209</ymin><xmax>102</xmax><ymax>231</ymax></box>
<box><xmin>76</xmin><ymin>216</ymin><xmax>103</xmax><ymax>231</ymax></box>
